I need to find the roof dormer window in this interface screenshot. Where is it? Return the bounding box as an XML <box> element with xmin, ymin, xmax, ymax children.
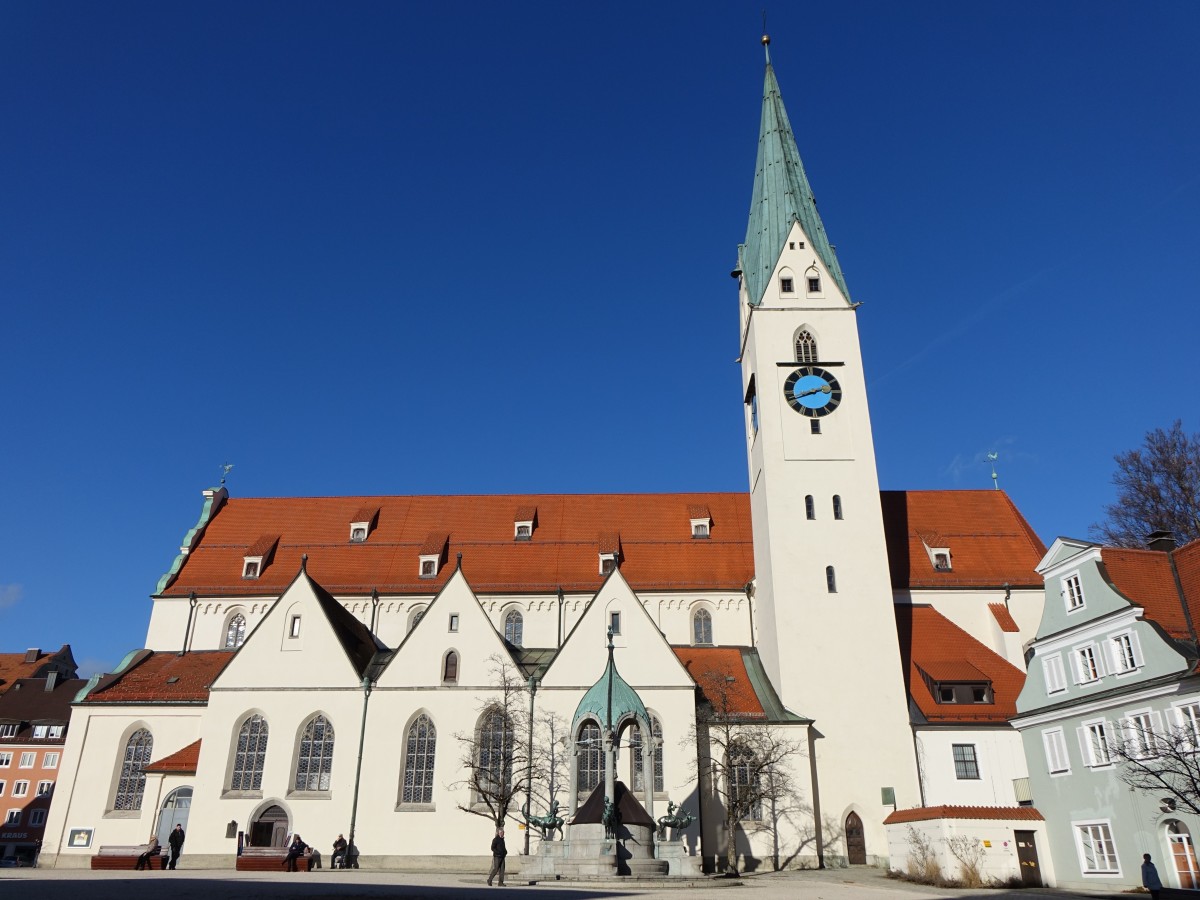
<box><xmin>921</xmin><ymin>539</ymin><xmax>952</xmax><ymax>572</ymax></box>
<box><xmin>514</xmin><ymin>505</ymin><xmax>537</xmax><ymax>541</ymax></box>
<box><xmin>243</xmin><ymin>559</ymin><xmax>261</xmax><ymax>579</ymax></box>
<box><xmin>242</xmin><ymin>535</ymin><xmax>279</xmax><ymax>580</ymax></box>
<box><xmin>349</xmin><ymin>506</ymin><xmax>379</xmax><ymax>543</ymax></box>
<box><xmin>692</xmin><ymin>521</ymin><xmax>710</xmax><ymax>539</ymax></box>
<box><xmin>935</xmin><ymin>683</ymin><xmax>992</xmax><ymax>704</ymax></box>
<box><xmin>418</xmin><ymin>532</ymin><xmax>448</xmax><ymax>579</ymax></box>
<box><xmin>598</xmin><ymin>531</ymin><xmax>620</xmax><ymax>575</ymax></box>
<box><xmin>419</xmin><ymin>556</ymin><xmax>438</xmax><ymax>579</ymax></box>
<box><xmin>688</xmin><ymin>505</ymin><xmax>712</xmax><ymax>540</ymax></box>
<box><xmin>350</xmin><ymin>526</ymin><xmax>367</xmax><ymax>543</ymax></box>
<box><xmin>599</xmin><ymin>553</ymin><xmax>617</xmax><ymax>576</ymax></box>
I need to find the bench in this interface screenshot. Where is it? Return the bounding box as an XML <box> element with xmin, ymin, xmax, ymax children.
<box><xmin>235</xmin><ymin>846</ymin><xmax>315</xmax><ymax>872</ymax></box>
<box><xmin>90</xmin><ymin>845</ymin><xmax>168</xmax><ymax>870</ymax></box>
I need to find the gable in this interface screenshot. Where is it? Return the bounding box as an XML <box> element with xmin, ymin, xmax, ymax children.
<box><xmin>540</xmin><ymin>570</ymin><xmax>692</xmax><ymax>689</ymax></box>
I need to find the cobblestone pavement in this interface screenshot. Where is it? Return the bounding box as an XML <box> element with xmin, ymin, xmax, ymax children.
<box><xmin>0</xmin><ymin>866</ymin><xmax>1118</xmax><ymax>900</ymax></box>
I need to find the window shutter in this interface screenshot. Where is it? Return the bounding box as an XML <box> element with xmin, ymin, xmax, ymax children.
<box><xmin>1077</xmin><ymin>727</ymin><xmax>1091</xmax><ymax>766</ymax></box>
<box><xmin>1103</xmin><ymin>638</ymin><xmax>1122</xmax><ymax>673</ymax></box>
<box><xmin>1129</xmin><ymin>631</ymin><xmax>1144</xmax><ymax>668</ymax></box>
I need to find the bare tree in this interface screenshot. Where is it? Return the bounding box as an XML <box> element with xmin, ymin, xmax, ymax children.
<box><xmin>685</xmin><ymin>669</ymin><xmax>805</xmax><ymax>874</ymax></box>
<box><xmin>1092</xmin><ymin>420</ymin><xmax>1200</xmax><ymax>547</ymax></box>
<box><xmin>450</xmin><ymin>655</ymin><xmax>536</xmax><ymax>827</ymax></box>
<box><xmin>1110</xmin><ymin>717</ymin><xmax>1200</xmax><ymax>815</ymax></box>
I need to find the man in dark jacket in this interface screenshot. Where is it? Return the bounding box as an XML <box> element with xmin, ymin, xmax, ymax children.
<box><xmin>168</xmin><ymin>824</ymin><xmax>185</xmax><ymax>870</ymax></box>
<box><xmin>486</xmin><ymin>827</ymin><xmax>507</xmax><ymax>886</ymax></box>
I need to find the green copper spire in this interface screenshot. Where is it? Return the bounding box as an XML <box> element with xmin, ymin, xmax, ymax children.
<box><xmin>739</xmin><ymin>36</ymin><xmax>850</xmax><ymax>307</ymax></box>
<box><xmin>572</xmin><ymin>630</ymin><xmax>649</xmax><ymax>731</ymax></box>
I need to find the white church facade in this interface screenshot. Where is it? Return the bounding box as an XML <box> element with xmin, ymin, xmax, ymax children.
<box><xmin>40</xmin><ymin>42</ymin><xmax>1049</xmax><ymax>875</ymax></box>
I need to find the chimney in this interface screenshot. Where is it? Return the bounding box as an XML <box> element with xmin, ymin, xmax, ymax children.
<box><xmin>45</xmin><ymin>671</ymin><xmax>59</xmax><ymax>691</ymax></box>
<box><xmin>23</xmin><ymin>648</ymin><xmax>40</xmax><ymax>664</ymax></box>
<box><xmin>1147</xmin><ymin>530</ymin><xmax>1178</xmax><ymax>553</ymax></box>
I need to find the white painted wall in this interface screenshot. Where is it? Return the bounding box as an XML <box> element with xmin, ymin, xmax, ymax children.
<box><xmin>915</xmin><ymin>727</ymin><xmax>1029</xmax><ymax>807</ymax></box>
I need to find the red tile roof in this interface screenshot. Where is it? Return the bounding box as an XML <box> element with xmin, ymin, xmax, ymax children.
<box><xmin>687</xmin><ymin>505</ymin><xmax>711</xmax><ymax>519</ymax></box>
<box><xmin>884</xmin><ymin>805</ymin><xmax>1044</xmax><ymax>824</ymax></box>
<box><xmin>988</xmin><ymin>603</ymin><xmax>1020</xmax><ymax>633</ymax></box>
<box><xmin>351</xmin><ymin>505</ymin><xmax>379</xmax><ymax>524</ymax></box>
<box><xmin>145</xmin><ymin>739</ymin><xmax>201</xmax><ymax>774</ymax></box>
<box><xmin>1102</xmin><ymin>546</ymin><xmax>1193</xmax><ymax>639</ymax></box>
<box><xmin>86</xmin><ymin>651</ymin><xmax>234</xmax><ymax>704</ymax></box>
<box><xmin>895</xmin><ymin>605</ymin><xmax>1026</xmax><ymax>723</ymax></box>
<box><xmin>0</xmin><ymin>646</ymin><xmax>76</xmax><ymax>694</ymax></box>
<box><xmin>160</xmin><ymin>493</ymin><xmax>757</xmax><ymax>597</ymax></box>
<box><xmin>1175</xmin><ymin>541</ymin><xmax>1200</xmax><ymax>637</ymax></box>
<box><xmin>673</xmin><ymin>647</ymin><xmax>765</xmax><ymax>718</ymax></box>
<box><xmin>514</xmin><ymin>505</ymin><xmax>537</xmax><ymax>522</ymax></box>
<box><xmin>881</xmin><ymin>491</ymin><xmax>1045</xmax><ymax>589</ymax></box>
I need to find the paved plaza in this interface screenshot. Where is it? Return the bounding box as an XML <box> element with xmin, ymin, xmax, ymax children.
<box><xmin>0</xmin><ymin>866</ymin><xmax>1119</xmax><ymax>900</ymax></box>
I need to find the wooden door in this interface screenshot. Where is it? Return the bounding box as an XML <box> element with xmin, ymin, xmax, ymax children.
<box><xmin>845</xmin><ymin>812</ymin><xmax>866</xmax><ymax>865</ymax></box>
<box><xmin>1014</xmin><ymin>831</ymin><xmax>1042</xmax><ymax>887</ymax></box>
<box><xmin>1171</xmin><ymin>832</ymin><xmax>1199</xmax><ymax>889</ymax></box>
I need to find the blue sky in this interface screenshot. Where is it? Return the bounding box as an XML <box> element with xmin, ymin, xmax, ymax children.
<box><xmin>2</xmin><ymin>2</ymin><xmax>1198</xmax><ymax>675</ymax></box>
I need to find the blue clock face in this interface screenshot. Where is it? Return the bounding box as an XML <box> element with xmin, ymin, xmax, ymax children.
<box><xmin>783</xmin><ymin>367</ymin><xmax>842</xmax><ymax>417</ymax></box>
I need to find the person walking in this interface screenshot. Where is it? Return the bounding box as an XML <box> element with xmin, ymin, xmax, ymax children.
<box><xmin>134</xmin><ymin>834</ymin><xmax>160</xmax><ymax>870</ymax></box>
<box><xmin>486</xmin><ymin>826</ymin><xmax>507</xmax><ymax>886</ymax></box>
<box><xmin>167</xmin><ymin>824</ymin><xmax>185</xmax><ymax>870</ymax></box>
<box><xmin>1142</xmin><ymin>853</ymin><xmax>1163</xmax><ymax>900</ymax></box>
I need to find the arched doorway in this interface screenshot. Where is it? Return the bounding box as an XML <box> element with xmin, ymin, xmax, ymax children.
<box><xmin>1167</xmin><ymin>820</ymin><xmax>1200</xmax><ymax>888</ymax></box>
<box><xmin>249</xmin><ymin>804</ymin><xmax>289</xmax><ymax>848</ymax></box>
<box><xmin>155</xmin><ymin>787</ymin><xmax>192</xmax><ymax>846</ymax></box>
<box><xmin>845</xmin><ymin>811</ymin><xmax>866</xmax><ymax>865</ymax></box>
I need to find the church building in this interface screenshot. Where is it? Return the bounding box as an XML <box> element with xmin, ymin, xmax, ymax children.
<box><xmin>40</xmin><ymin>40</ymin><xmax>1048</xmax><ymax>874</ymax></box>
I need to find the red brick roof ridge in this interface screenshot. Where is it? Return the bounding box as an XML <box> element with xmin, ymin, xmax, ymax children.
<box><xmin>884</xmin><ymin>805</ymin><xmax>1044</xmax><ymax>824</ymax></box>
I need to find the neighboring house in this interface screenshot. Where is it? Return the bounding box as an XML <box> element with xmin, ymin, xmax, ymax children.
<box><xmin>1014</xmin><ymin>532</ymin><xmax>1200</xmax><ymax>891</ymax></box>
<box><xmin>0</xmin><ymin>647</ymin><xmax>77</xmax><ymax>695</ymax></box>
<box><xmin>0</xmin><ymin>673</ymin><xmax>87</xmax><ymax>864</ymax></box>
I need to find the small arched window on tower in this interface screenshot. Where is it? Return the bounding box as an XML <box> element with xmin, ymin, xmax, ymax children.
<box><xmin>693</xmin><ymin>609</ymin><xmax>713</xmax><ymax>645</ymax></box>
<box><xmin>806</xmin><ymin>265</ymin><xmax>822</xmax><ymax>295</ymax></box>
<box><xmin>795</xmin><ymin>330</ymin><xmax>818</xmax><ymax>364</ymax></box>
<box><xmin>826</xmin><ymin>566</ymin><xmax>838</xmax><ymax>593</ymax></box>
<box><xmin>224</xmin><ymin>614</ymin><xmax>247</xmax><ymax>649</ymax></box>
<box><xmin>442</xmin><ymin>651</ymin><xmax>459</xmax><ymax>684</ymax></box>
<box><xmin>832</xmin><ymin>495</ymin><xmax>843</xmax><ymax>520</ymax></box>
<box><xmin>504</xmin><ymin>610</ymin><xmax>523</xmax><ymax>647</ymax></box>
<box><xmin>805</xmin><ymin>495</ymin><xmax>816</xmax><ymax>520</ymax></box>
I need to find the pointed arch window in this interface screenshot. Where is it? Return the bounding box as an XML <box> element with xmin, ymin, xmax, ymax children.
<box><xmin>577</xmin><ymin>721</ymin><xmax>603</xmax><ymax>793</ymax></box>
<box><xmin>294</xmin><ymin>715</ymin><xmax>334</xmax><ymax>792</ymax></box>
<box><xmin>729</xmin><ymin>742</ymin><xmax>762</xmax><ymax>820</ymax></box>
<box><xmin>231</xmin><ymin>715</ymin><xmax>269</xmax><ymax>791</ymax></box>
<box><xmin>477</xmin><ymin>709</ymin><xmax>514</xmax><ymax>796</ymax></box>
<box><xmin>224</xmin><ymin>614</ymin><xmax>247</xmax><ymax>649</ymax></box>
<box><xmin>504</xmin><ymin>610</ymin><xmax>523</xmax><ymax>647</ymax></box>
<box><xmin>401</xmin><ymin>714</ymin><xmax>437</xmax><ymax>804</ymax></box>
<box><xmin>826</xmin><ymin>566</ymin><xmax>838</xmax><ymax>593</ymax></box>
<box><xmin>795</xmin><ymin>330</ymin><xmax>818</xmax><ymax>363</ymax></box>
<box><xmin>442</xmin><ymin>651</ymin><xmax>459</xmax><ymax>684</ymax></box>
<box><xmin>114</xmin><ymin>729</ymin><xmax>153</xmax><ymax>811</ymax></box>
<box><xmin>805</xmin><ymin>495</ymin><xmax>816</xmax><ymax>520</ymax></box>
<box><xmin>693</xmin><ymin>609</ymin><xmax>713</xmax><ymax>645</ymax></box>
<box><xmin>407</xmin><ymin>606</ymin><xmax>426</xmax><ymax>635</ymax></box>
<box><xmin>631</xmin><ymin>716</ymin><xmax>664</xmax><ymax>793</ymax></box>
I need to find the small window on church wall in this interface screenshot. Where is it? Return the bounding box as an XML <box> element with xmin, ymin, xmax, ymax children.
<box><xmin>780</xmin><ymin>276</ymin><xmax>794</xmax><ymax>293</ymax></box>
<box><xmin>811</xmin><ymin>419</ymin><xmax>821</xmax><ymax>435</ymax></box>
<box><xmin>795</xmin><ymin>330</ymin><xmax>818</xmax><ymax>363</ymax></box>
<box><xmin>609</xmin><ymin>612</ymin><xmax>622</xmax><ymax>635</ymax></box>
<box><xmin>289</xmin><ymin>615</ymin><xmax>302</xmax><ymax>638</ymax></box>
<box><xmin>805</xmin><ymin>496</ymin><xmax>815</xmax><ymax>520</ymax></box>
<box><xmin>745</xmin><ymin>376</ymin><xmax>758</xmax><ymax>437</ymax></box>
<box><xmin>833</xmin><ymin>496</ymin><xmax>843</xmax><ymax>520</ymax></box>
<box><xmin>826</xmin><ymin>566</ymin><xmax>837</xmax><ymax>593</ymax></box>
<box><xmin>807</xmin><ymin>276</ymin><xmax>821</xmax><ymax>293</ymax></box>
<box><xmin>443</xmin><ymin>652</ymin><xmax>459</xmax><ymax>684</ymax></box>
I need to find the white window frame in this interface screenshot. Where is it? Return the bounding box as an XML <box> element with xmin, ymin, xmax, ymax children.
<box><xmin>1121</xmin><ymin>708</ymin><xmax>1163</xmax><ymax>759</ymax></box>
<box><xmin>350</xmin><ymin>524</ymin><xmax>368</xmax><ymax>543</ymax></box>
<box><xmin>29</xmin><ymin>808</ymin><xmax>46</xmax><ymax>827</ymax></box>
<box><xmin>43</xmin><ymin>752</ymin><xmax>59</xmax><ymax>769</ymax></box>
<box><xmin>1073</xmin><ymin>819</ymin><xmax>1121</xmax><ymax>876</ymax></box>
<box><xmin>18</xmin><ymin>752</ymin><xmax>35</xmax><ymax>768</ymax></box>
<box><xmin>1043</xmin><ymin>727</ymin><xmax>1071</xmax><ymax>775</ymax></box>
<box><xmin>514</xmin><ymin>521</ymin><xmax>533</xmax><ymax>541</ymax></box>
<box><xmin>1074</xmin><ymin>643</ymin><xmax>1103</xmax><ymax>684</ymax></box>
<box><xmin>32</xmin><ymin>725</ymin><xmax>49</xmax><ymax>739</ymax></box>
<box><xmin>1079</xmin><ymin>718</ymin><xmax>1113</xmax><ymax>767</ymax></box>
<box><xmin>4</xmin><ymin>808</ymin><xmax>19</xmax><ymax>825</ymax></box>
<box><xmin>1063</xmin><ymin>572</ymin><xmax>1086</xmax><ymax>612</ymax></box>
<box><xmin>0</xmin><ymin>724</ymin><xmax>17</xmax><ymax>739</ymax></box>
<box><xmin>1043</xmin><ymin>654</ymin><xmax>1068</xmax><ymax>694</ymax></box>
<box><xmin>419</xmin><ymin>555</ymin><xmax>439</xmax><ymax>578</ymax></box>
<box><xmin>0</xmin><ymin>780</ymin><xmax>5</xmax><ymax>795</ymax></box>
<box><xmin>599</xmin><ymin>552</ymin><xmax>617</xmax><ymax>575</ymax></box>
<box><xmin>690</xmin><ymin>517</ymin><xmax>711</xmax><ymax>539</ymax></box>
<box><xmin>37</xmin><ymin>779</ymin><xmax>52</xmax><ymax>796</ymax></box>
<box><xmin>48</xmin><ymin>724</ymin><xmax>65</xmax><ymax>739</ymax></box>
<box><xmin>0</xmin><ymin>751</ymin><xmax>10</xmax><ymax>767</ymax></box>
<box><xmin>242</xmin><ymin>557</ymin><xmax>262</xmax><ymax>579</ymax></box>
<box><xmin>1107</xmin><ymin>630</ymin><xmax>1142</xmax><ymax>675</ymax></box>
<box><xmin>12</xmin><ymin>780</ymin><xmax>29</xmax><ymax>797</ymax></box>
<box><xmin>448</xmin><ymin>614</ymin><xmax>459</xmax><ymax>633</ymax></box>
<box><xmin>1172</xmin><ymin>700</ymin><xmax>1200</xmax><ymax>749</ymax></box>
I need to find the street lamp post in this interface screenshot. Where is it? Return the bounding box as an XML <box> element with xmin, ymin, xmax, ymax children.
<box><xmin>524</xmin><ymin>673</ymin><xmax>538</xmax><ymax>855</ymax></box>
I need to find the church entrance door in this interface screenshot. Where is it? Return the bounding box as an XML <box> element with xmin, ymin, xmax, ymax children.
<box><xmin>155</xmin><ymin>787</ymin><xmax>192</xmax><ymax>847</ymax></box>
<box><xmin>1168</xmin><ymin>821</ymin><xmax>1200</xmax><ymax>888</ymax></box>
<box><xmin>845</xmin><ymin>812</ymin><xmax>866</xmax><ymax>865</ymax></box>
<box><xmin>249</xmin><ymin>804</ymin><xmax>289</xmax><ymax>848</ymax></box>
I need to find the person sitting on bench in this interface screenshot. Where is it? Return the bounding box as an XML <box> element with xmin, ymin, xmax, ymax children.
<box><xmin>331</xmin><ymin>834</ymin><xmax>348</xmax><ymax>869</ymax></box>
<box><xmin>134</xmin><ymin>835</ymin><xmax>161</xmax><ymax>870</ymax></box>
<box><xmin>283</xmin><ymin>835</ymin><xmax>308</xmax><ymax>872</ymax></box>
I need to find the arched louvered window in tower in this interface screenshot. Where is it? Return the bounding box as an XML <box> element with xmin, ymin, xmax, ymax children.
<box><xmin>294</xmin><ymin>715</ymin><xmax>334</xmax><ymax>792</ymax></box>
<box><xmin>693</xmin><ymin>609</ymin><xmax>713</xmax><ymax>645</ymax></box>
<box><xmin>225</xmin><ymin>614</ymin><xmax>247</xmax><ymax>649</ymax></box>
<box><xmin>231</xmin><ymin>715</ymin><xmax>269</xmax><ymax>791</ymax></box>
<box><xmin>477</xmin><ymin>709</ymin><xmax>514</xmax><ymax>796</ymax></box>
<box><xmin>402</xmin><ymin>714</ymin><xmax>437</xmax><ymax>804</ymax></box>
<box><xmin>504</xmin><ymin>610</ymin><xmax>523</xmax><ymax>647</ymax></box>
<box><xmin>631</xmin><ymin>716</ymin><xmax>664</xmax><ymax>793</ymax></box>
<box><xmin>795</xmin><ymin>330</ymin><xmax>818</xmax><ymax>363</ymax></box>
<box><xmin>443</xmin><ymin>651</ymin><xmax>459</xmax><ymax>683</ymax></box>
<box><xmin>114</xmin><ymin>729</ymin><xmax>153</xmax><ymax>810</ymax></box>
<box><xmin>577</xmin><ymin>721</ymin><xmax>603</xmax><ymax>793</ymax></box>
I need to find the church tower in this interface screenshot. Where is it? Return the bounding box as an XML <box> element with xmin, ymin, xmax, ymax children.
<box><xmin>734</xmin><ymin>37</ymin><xmax>920</xmax><ymax>857</ymax></box>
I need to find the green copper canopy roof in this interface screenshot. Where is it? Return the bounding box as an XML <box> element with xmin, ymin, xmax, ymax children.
<box><xmin>739</xmin><ymin>51</ymin><xmax>850</xmax><ymax>307</ymax></box>
<box><xmin>573</xmin><ymin>643</ymin><xmax>649</xmax><ymax>730</ymax></box>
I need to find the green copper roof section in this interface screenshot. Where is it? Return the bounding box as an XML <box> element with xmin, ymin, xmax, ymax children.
<box><xmin>156</xmin><ymin>487</ymin><xmax>227</xmax><ymax>594</ymax></box>
<box><xmin>740</xmin><ymin>54</ymin><xmax>850</xmax><ymax>307</ymax></box>
<box><xmin>572</xmin><ymin>642</ymin><xmax>649</xmax><ymax>730</ymax></box>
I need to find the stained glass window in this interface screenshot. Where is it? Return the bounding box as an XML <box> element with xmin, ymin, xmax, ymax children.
<box><xmin>231</xmin><ymin>715</ymin><xmax>268</xmax><ymax>791</ymax></box>
<box><xmin>114</xmin><ymin>729</ymin><xmax>153</xmax><ymax>810</ymax></box>
<box><xmin>402</xmin><ymin>714</ymin><xmax>436</xmax><ymax>804</ymax></box>
<box><xmin>294</xmin><ymin>715</ymin><xmax>334</xmax><ymax>791</ymax></box>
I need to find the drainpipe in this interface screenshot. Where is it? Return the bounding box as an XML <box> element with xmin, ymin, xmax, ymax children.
<box><xmin>744</xmin><ymin>582</ymin><xmax>756</xmax><ymax>647</ymax></box>
<box><xmin>179</xmin><ymin>592</ymin><xmax>197</xmax><ymax>656</ymax></box>
<box><xmin>524</xmin><ymin>674</ymin><xmax>538</xmax><ymax>856</ymax></box>
<box><xmin>347</xmin><ymin>674</ymin><xmax>373</xmax><ymax>855</ymax></box>
<box><xmin>369</xmin><ymin>588</ymin><xmax>380</xmax><ymax>636</ymax></box>
<box><xmin>556</xmin><ymin>587</ymin><xmax>564</xmax><ymax>648</ymax></box>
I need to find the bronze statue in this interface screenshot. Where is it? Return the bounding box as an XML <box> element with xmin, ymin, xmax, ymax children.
<box><xmin>656</xmin><ymin>801</ymin><xmax>695</xmax><ymax>840</ymax></box>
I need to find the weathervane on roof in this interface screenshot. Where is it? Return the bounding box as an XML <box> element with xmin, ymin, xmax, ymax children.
<box><xmin>987</xmin><ymin>452</ymin><xmax>999</xmax><ymax>490</ymax></box>
<box><xmin>220</xmin><ymin>462</ymin><xmax>234</xmax><ymax>486</ymax></box>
